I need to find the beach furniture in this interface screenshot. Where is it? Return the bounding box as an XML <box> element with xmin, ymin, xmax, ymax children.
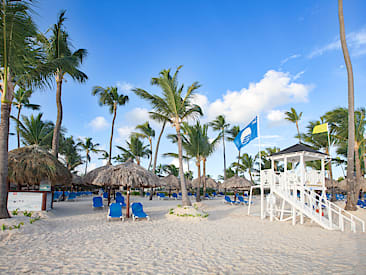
<box><xmin>158</xmin><ymin>193</ymin><xmax>167</xmax><ymax>200</ymax></box>
<box><xmin>205</xmin><ymin>193</ymin><xmax>213</xmax><ymax>200</ymax></box>
<box><xmin>188</xmin><ymin>192</ymin><xmax>192</xmax><ymax>196</ymax></box>
<box><xmin>131</xmin><ymin>202</ymin><xmax>150</xmax><ymax>221</ymax></box>
<box><xmin>172</xmin><ymin>193</ymin><xmax>178</xmax><ymax>200</ymax></box>
<box><xmin>116</xmin><ymin>195</ymin><xmax>127</xmax><ymax>207</ymax></box>
<box><xmin>116</xmin><ymin>192</ymin><xmax>122</xmax><ymax>197</ymax></box>
<box><xmin>237</xmin><ymin>195</ymin><xmax>249</xmax><ymax>205</ymax></box>
<box><xmin>107</xmin><ymin>203</ymin><xmax>124</xmax><ymax>221</ymax></box>
<box><xmin>212</xmin><ymin>191</ymin><xmax>217</xmax><ymax>197</ymax></box>
<box><xmin>145</xmin><ymin>192</ymin><xmax>150</xmax><ymax>197</ymax></box>
<box><xmin>103</xmin><ymin>192</ymin><xmax>109</xmax><ymax>199</ymax></box>
<box><xmin>357</xmin><ymin>200</ymin><xmax>365</xmax><ymax>208</ymax></box>
<box><xmin>93</xmin><ymin>197</ymin><xmax>104</xmax><ymax>208</ymax></box>
<box><xmin>68</xmin><ymin>192</ymin><xmax>77</xmax><ymax>201</ymax></box>
<box><xmin>224</xmin><ymin>195</ymin><xmax>239</xmax><ymax>205</ymax></box>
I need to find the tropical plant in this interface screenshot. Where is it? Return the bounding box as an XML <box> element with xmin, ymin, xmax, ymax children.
<box><xmin>14</xmin><ymin>113</ymin><xmax>54</xmax><ymax>147</ymax></box>
<box><xmin>39</xmin><ymin>10</ymin><xmax>88</xmax><ymax>158</ymax></box>
<box><xmin>77</xmin><ymin>137</ymin><xmax>100</xmax><ymax>175</ymax></box>
<box><xmin>133</xmin><ymin>122</ymin><xmax>155</xmax><ymax>170</ymax></box>
<box><xmin>162</xmin><ymin>164</ymin><xmax>180</xmax><ymax>177</ymax></box>
<box><xmin>59</xmin><ymin>136</ymin><xmax>83</xmax><ymax>172</ymax></box>
<box><xmin>12</xmin><ymin>88</ymin><xmax>40</xmax><ymax>148</ymax></box>
<box><xmin>0</xmin><ymin>0</ymin><xmax>48</xmax><ymax>218</ymax></box>
<box><xmin>227</xmin><ymin>125</ymin><xmax>241</xmax><ymax>175</ymax></box>
<box><xmin>116</xmin><ymin>135</ymin><xmax>151</xmax><ymax>166</ymax></box>
<box><xmin>92</xmin><ymin>86</ymin><xmax>128</xmax><ymax>164</ymax></box>
<box><xmin>237</xmin><ymin>153</ymin><xmax>256</xmax><ymax>183</ymax></box>
<box><xmin>209</xmin><ymin>115</ymin><xmax>230</xmax><ymax>180</ymax></box>
<box><xmin>285</xmin><ymin>107</ymin><xmax>302</xmax><ymax>142</ymax></box>
<box><xmin>133</xmin><ymin>66</ymin><xmax>202</xmax><ymax>206</ymax></box>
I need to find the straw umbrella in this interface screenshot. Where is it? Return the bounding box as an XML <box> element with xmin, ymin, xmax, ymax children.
<box><xmin>90</xmin><ymin>160</ymin><xmax>160</xmax><ymax>217</ymax></box>
<box><xmin>222</xmin><ymin>175</ymin><xmax>252</xmax><ymax>190</ymax></box>
<box><xmin>8</xmin><ymin>145</ymin><xmax>71</xmax><ymax>188</ymax></box>
<box><xmin>160</xmin><ymin>175</ymin><xmax>180</xmax><ymax>196</ymax></box>
<box><xmin>337</xmin><ymin>178</ymin><xmax>366</xmax><ymax>192</ymax></box>
<box><xmin>192</xmin><ymin>177</ymin><xmax>218</xmax><ymax>189</ymax></box>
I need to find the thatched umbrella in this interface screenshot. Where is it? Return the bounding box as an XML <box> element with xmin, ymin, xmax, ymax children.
<box><xmin>82</xmin><ymin>165</ymin><xmax>111</xmax><ymax>185</ymax></box>
<box><xmin>336</xmin><ymin>178</ymin><xmax>366</xmax><ymax>192</ymax></box>
<box><xmin>8</xmin><ymin>145</ymin><xmax>71</xmax><ymax>187</ymax></box>
<box><xmin>160</xmin><ymin>175</ymin><xmax>180</xmax><ymax>190</ymax></box>
<box><xmin>192</xmin><ymin>177</ymin><xmax>218</xmax><ymax>189</ymax></box>
<box><xmin>90</xmin><ymin>160</ymin><xmax>160</xmax><ymax>217</ymax></box>
<box><xmin>221</xmin><ymin>175</ymin><xmax>252</xmax><ymax>190</ymax></box>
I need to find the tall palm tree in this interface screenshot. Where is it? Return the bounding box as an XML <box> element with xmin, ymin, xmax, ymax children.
<box><xmin>285</xmin><ymin>107</ymin><xmax>302</xmax><ymax>142</ymax></box>
<box><xmin>59</xmin><ymin>136</ymin><xmax>83</xmax><ymax>173</ymax></box>
<box><xmin>209</xmin><ymin>115</ymin><xmax>230</xmax><ymax>180</ymax></box>
<box><xmin>92</xmin><ymin>86</ymin><xmax>129</xmax><ymax>164</ymax></box>
<box><xmin>133</xmin><ymin>122</ymin><xmax>155</xmax><ymax>170</ymax></box>
<box><xmin>116</xmin><ymin>135</ymin><xmax>151</xmax><ymax>166</ymax></box>
<box><xmin>78</xmin><ymin>137</ymin><xmax>100</xmax><ymax>175</ymax></box>
<box><xmin>133</xmin><ymin>66</ymin><xmax>202</xmax><ymax>206</ymax></box>
<box><xmin>162</xmin><ymin>164</ymin><xmax>180</xmax><ymax>177</ymax></box>
<box><xmin>238</xmin><ymin>153</ymin><xmax>256</xmax><ymax>183</ymax></box>
<box><xmin>12</xmin><ymin>88</ymin><xmax>40</xmax><ymax>148</ymax></box>
<box><xmin>14</xmin><ymin>113</ymin><xmax>54</xmax><ymax>147</ymax></box>
<box><xmin>39</xmin><ymin>10</ymin><xmax>88</xmax><ymax>158</ymax></box>
<box><xmin>227</xmin><ymin>125</ymin><xmax>241</xmax><ymax>175</ymax></box>
<box><xmin>338</xmin><ymin>0</ymin><xmax>357</xmax><ymax>211</ymax></box>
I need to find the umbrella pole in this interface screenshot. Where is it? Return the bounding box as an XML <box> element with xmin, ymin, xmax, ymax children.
<box><xmin>126</xmin><ymin>186</ymin><xmax>130</xmax><ymax>218</ymax></box>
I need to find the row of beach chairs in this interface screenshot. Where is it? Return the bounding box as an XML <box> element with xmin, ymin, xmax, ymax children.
<box><xmin>53</xmin><ymin>191</ymin><xmax>93</xmax><ymax>202</ymax></box>
<box><xmin>224</xmin><ymin>195</ymin><xmax>251</xmax><ymax>205</ymax></box>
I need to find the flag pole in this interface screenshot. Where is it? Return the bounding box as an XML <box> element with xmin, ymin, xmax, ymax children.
<box><xmin>327</xmin><ymin>123</ymin><xmax>335</xmax><ymax>201</ymax></box>
<box><xmin>258</xmin><ymin>114</ymin><xmax>264</xmax><ymax>219</ymax></box>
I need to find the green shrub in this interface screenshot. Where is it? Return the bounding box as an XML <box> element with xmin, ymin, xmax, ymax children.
<box><xmin>1</xmin><ymin>224</ymin><xmax>6</xmax><ymax>231</ymax></box>
<box><xmin>11</xmin><ymin>209</ymin><xmax>19</xmax><ymax>216</ymax></box>
<box><xmin>29</xmin><ymin>217</ymin><xmax>40</xmax><ymax>224</ymax></box>
<box><xmin>23</xmin><ymin>211</ymin><xmax>32</xmax><ymax>217</ymax></box>
<box><xmin>177</xmin><ymin>204</ymin><xmax>182</xmax><ymax>208</ymax></box>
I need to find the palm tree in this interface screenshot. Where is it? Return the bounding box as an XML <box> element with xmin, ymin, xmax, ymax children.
<box><xmin>116</xmin><ymin>135</ymin><xmax>151</xmax><ymax>166</ymax></box>
<box><xmin>238</xmin><ymin>153</ymin><xmax>256</xmax><ymax>183</ymax></box>
<box><xmin>0</xmin><ymin>0</ymin><xmax>48</xmax><ymax>218</ymax></box>
<box><xmin>39</xmin><ymin>10</ymin><xmax>88</xmax><ymax>158</ymax></box>
<box><xmin>78</xmin><ymin>137</ymin><xmax>100</xmax><ymax>175</ymax></box>
<box><xmin>227</xmin><ymin>125</ymin><xmax>241</xmax><ymax>175</ymax></box>
<box><xmin>133</xmin><ymin>122</ymin><xmax>155</xmax><ymax>170</ymax></box>
<box><xmin>338</xmin><ymin>0</ymin><xmax>357</xmax><ymax>210</ymax></box>
<box><xmin>12</xmin><ymin>88</ymin><xmax>40</xmax><ymax>148</ymax></box>
<box><xmin>210</xmin><ymin>115</ymin><xmax>230</xmax><ymax>181</ymax></box>
<box><xmin>92</xmin><ymin>86</ymin><xmax>129</xmax><ymax>164</ymax></box>
<box><xmin>162</xmin><ymin>164</ymin><xmax>180</xmax><ymax>177</ymax></box>
<box><xmin>14</xmin><ymin>113</ymin><xmax>54</xmax><ymax>147</ymax></box>
<box><xmin>285</xmin><ymin>107</ymin><xmax>302</xmax><ymax>142</ymax></box>
<box><xmin>133</xmin><ymin>66</ymin><xmax>202</xmax><ymax>206</ymax></box>
<box><xmin>59</xmin><ymin>136</ymin><xmax>83</xmax><ymax>173</ymax></box>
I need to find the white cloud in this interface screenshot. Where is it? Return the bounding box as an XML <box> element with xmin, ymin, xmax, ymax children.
<box><xmin>280</xmin><ymin>54</ymin><xmax>301</xmax><ymax>65</ymax></box>
<box><xmin>88</xmin><ymin>116</ymin><xmax>109</xmax><ymax>131</ymax></box>
<box><xmin>308</xmin><ymin>28</ymin><xmax>366</xmax><ymax>58</ymax></box>
<box><xmin>267</xmin><ymin>110</ymin><xmax>286</xmax><ymax>123</ymax></box>
<box><xmin>116</xmin><ymin>126</ymin><xmax>135</xmax><ymax>144</ymax></box>
<box><xmin>116</xmin><ymin>81</ymin><xmax>134</xmax><ymax>94</ymax></box>
<box><xmin>125</xmin><ymin>107</ymin><xmax>151</xmax><ymax>124</ymax></box>
<box><xmin>205</xmin><ymin>70</ymin><xmax>312</xmax><ymax>124</ymax></box>
<box><xmin>293</xmin><ymin>70</ymin><xmax>305</xmax><ymax>80</ymax></box>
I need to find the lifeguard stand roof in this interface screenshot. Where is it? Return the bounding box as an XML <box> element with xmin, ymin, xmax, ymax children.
<box><xmin>270</xmin><ymin>143</ymin><xmax>328</xmax><ymax>162</ymax></box>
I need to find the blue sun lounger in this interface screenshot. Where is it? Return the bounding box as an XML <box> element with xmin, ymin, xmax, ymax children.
<box><xmin>224</xmin><ymin>195</ymin><xmax>240</xmax><ymax>205</ymax></box>
<box><xmin>93</xmin><ymin>196</ymin><xmax>104</xmax><ymax>208</ymax></box>
<box><xmin>172</xmin><ymin>193</ymin><xmax>178</xmax><ymax>200</ymax></box>
<box><xmin>131</xmin><ymin>202</ymin><xmax>150</xmax><ymax>221</ymax></box>
<box><xmin>237</xmin><ymin>195</ymin><xmax>249</xmax><ymax>205</ymax></box>
<box><xmin>68</xmin><ymin>192</ymin><xmax>77</xmax><ymax>201</ymax></box>
<box><xmin>103</xmin><ymin>192</ymin><xmax>109</xmax><ymax>200</ymax></box>
<box><xmin>107</xmin><ymin>203</ymin><xmax>124</xmax><ymax>221</ymax></box>
<box><xmin>116</xmin><ymin>195</ymin><xmax>127</xmax><ymax>207</ymax></box>
<box><xmin>116</xmin><ymin>192</ymin><xmax>122</xmax><ymax>197</ymax></box>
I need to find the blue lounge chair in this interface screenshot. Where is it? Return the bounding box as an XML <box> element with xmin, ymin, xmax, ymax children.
<box><xmin>68</xmin><ymin>192</ymin><xmax>77</xmax><ymax>201</ymax></box>
<box><xmin>107</xmin><ymin>203</ymin><xmax>124</xmax><ymax>221</ymax></box>
<box><xmin>145</xmin><ymin>192</ymin><xmax>150</xmax><ymax>197</ymax></box>
<box><xmin>188</xmin><ymin>192</ymin><xmax>192</xmax><ymax>196</ymax></box>
<box><xmin>116</xmin><ymin>192</ymin><xmax>122</xmax><ymax>197</ymax></box>
<box><xmin>93</xmin><ymin>197</ymin><xmax>104</xmax><ymax>208</ymax></box>
<box><xmin>205</xmin><ymin>193</ymin><xmax>213</xmax><ymax>200</ymax></box>
<box><xmin>103</xmin><ymin>192</ymin><xmax>109</xmax><ymax>199</ymax></box>
<box><xmin>237</xmin><ymin>195</ymin><xmax>249</xmax><ymax>205</ymax></box>
<box><xmin>357</xmin><ymin>200</ymin><xmax>365</xmax><ymax>208</ymax></box>
<box><xmin>172</xmin><ymin>193</ymin><xmax>178</xmax><ymax>200</ymax></box>
<box><xmin>224</xmin><ymin>195</ymin><xmax>239</xmax><ymax>205</ymax></box>
<box><xmin>131</xmin><ymin>202</ymin><xmax>150</xmax><ymax>221</ymax></box>
<box><xmin>158</xmin><ymin>193</ymin><xmax>166</xmax><ymax>200</ymax></box>
<box><xmin>116</xmin><ymin>195</ymin><xmax>127</xmax><ymax>207</ymax></box>
<box><xmin>212</xmin><ymin>192</ymin><xmax>217</xmax><ymax>197</ymax></box>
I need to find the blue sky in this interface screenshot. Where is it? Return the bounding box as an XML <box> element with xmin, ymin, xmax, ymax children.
<box><xmin>10</xmin><ymin>0</ymin><xmax>366</xmax><ymax>180</ymax></box>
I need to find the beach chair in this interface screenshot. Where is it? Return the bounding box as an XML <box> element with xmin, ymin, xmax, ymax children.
<box><xmin>107</xmin><ymin>203</ymin><xmax>124</xmax><ymax>221</ymax></box>
<box><xmin>103</xmin><ymin>192</ymin><xmax>109</xmax><ymax>200</ymax></box>
<box><xmin>158</xmin><ymin>193</ymin><xmax>167</xmax><ymax>200</ymax></box>
<box><xmin>237</xmin><ymin>195</ymin><xmax>249</xmax><ymax>205</ymax></box>
<box><xmin>224</xmin><ymin>195</ymin><xmax>239</xmax><ymax>205</ymax></box>
<box><xmin>357</xmin><ymin>200</ymin><xmax>365</xmax><ymax>208</ymax></box>
<box><xmin>188</xmin><ymin>192</ymin><xmax>192</xmax><ymax>196</ymax></box>
<box><xmin>212</xmin><ymin>191</ymin><xmax>217</xmax><ymax>197</ymax></box>
<box><xmin>172</xmin><ymin>193</ymin><xmax>178</xmax><ymax>200</ymax></box>
<box><xmin>68</xmin><ymin>192</ymin><xmax>77</xmax><ymax>201</ymax></box>
<box><xmin>116</xmin><ymin>192</ymin><xmax>122</xmax><ymax>197</ymax></box>
<box><xmin>145</xmin><ymin>192</ymin><xmax>150</xmax><ymax>197</ymax></box>
<box><xmin>131</xmin><ymin>202</ymin><xmax>150</xmax><ymax>221</ymax></box>
<box><xmin>205</xmin><ymin>193</ymin><xmax>213</xmax><ymax>200</ymax></box>
<box><xmin>93</xmin><ymin>197</ymin><xmax>104</xmax><ymax>209</ymax></box>
<box><xmin>116</xmin><ymin>195</ymin><xmax>127</xmax><ymax>207</ymax></box>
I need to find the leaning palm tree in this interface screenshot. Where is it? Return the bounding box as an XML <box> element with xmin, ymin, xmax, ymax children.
<box><xmin>12</xmin><ymin>88</ymin><xmax>40</xmax><ymax>148</ymax></box>
<box><xmin>59</xmin><ymin>136</ymin><xmax>83</xmax><ymax>173</ymax></box>
<box><xmin>238</xmin><ymin>153</ymin><xmax>256</xmax><ymax>183</ymax></box>
<box><xmin>77</xmin><ymin>137</ymin><xmax>100</xmax><ymax>175</ymax></box>
<box><xmin>338</xmin><ymin>0</ymin><xmax>357</xmax><ymax>211</ymax></box>
<box><xmin>92</xmin><ymin>86</ymin><xmax>129</xmax><ymax>164</ymax></box>
<box><xmin>133</xmin><ymin>122</ymin><xmax>155</xmax><ymax>170</ymax></box>
<box><xmin>227</xmin><ymin>125</ymin><xmax>241</xmax><ymax>175</ymax></box>
<box><xmin>39</xmin><ymin>10</ymin><xmax>88</xmax><ymax>158</ymax></box>
<box><xmin>116</xmin><ymin>135</ymin><xmax>151</xmax><ymax>166</ymax></box>
<box><xmin>209</xmin><ymin>115</ymin><xmax>230</xmax><ymax>180</ymax></box>
<box><xmin>285</xmin><ymin>107</ymin><xmax>302</xmax><ymax>142</ymax></box>
<box><xmin>133</xmin><ymin>66</ymin><xmax>202</xmax><ymax>206</ymax></box>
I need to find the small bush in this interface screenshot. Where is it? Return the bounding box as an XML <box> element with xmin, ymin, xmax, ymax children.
<box><xmin>177</xmin><ymin>204</ymin><xmax>182</xmax><ymax>208</ymax></box>
<box><xmin>29</xmin><ymin>217</ymin><xmax>40</xmax><ymax>224</ymax></box>
<box><xmin>11</xmin><ymin>209</ymin><xmax>19</xmax><ymax>216</ymax></box>
<box><xmin>1</xmin><ymin>224</ymin><xmax>6</xmax><ymax>231</ymax></box>
<box><xmin>23</xmin><ymin>211</ymin><xmax>32</xmax><ymax>217</ymax></box>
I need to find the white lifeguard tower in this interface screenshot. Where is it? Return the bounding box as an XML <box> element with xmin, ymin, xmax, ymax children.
<box><xmin>248</xmin><ymin>144</ymin><xmax>365</xmax><ymax>232</ymax></box>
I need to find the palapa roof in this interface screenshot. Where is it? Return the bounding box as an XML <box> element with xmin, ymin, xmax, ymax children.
<box><xmin>160</xmin><ymin>174</ymin><xmax>180</xmax><ymax>189</ymax></box>
<box><xmin>221</xmin><ymin>175</ymin><xmax>252</xmax><ymax>189</ymax></box>
<box><xmin>8</xmin><ymin>145</ymin><xmax>72</xmax><ymax>186</ymax></box>
<box><xmin>192</xmin><ymin>177</ymin><xmax>218</xmax><ymax>189</ymax></box>
<box><xmin>88</xmin><ymin>160</ymin><xmax>160</xmax><ymax>188</ymax></box>
<box><xmin>82</xmin><ymin>165</ymin><xmax>111</xmax><ymax>185</ymax></box>
<box><xmin>337</xmin><ymin>178</ymin><xmax>366</xmax><ymax>192</ymax></box>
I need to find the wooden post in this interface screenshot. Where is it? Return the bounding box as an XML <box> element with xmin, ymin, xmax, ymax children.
<box><xmin>126</xmin><ymin>186</ymin><xmax>130</xmax><ymax>218</ymax></box>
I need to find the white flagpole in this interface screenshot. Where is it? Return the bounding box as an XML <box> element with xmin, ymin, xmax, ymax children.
<box><xmin>258</xmin><ymin>114</ymin><xmax>264</xmax><ymax>219</ymax></box>
<box><xmin>326</xmin><ymin>123</ymin><xmax>334</xmax><ymax>200</ymax></box>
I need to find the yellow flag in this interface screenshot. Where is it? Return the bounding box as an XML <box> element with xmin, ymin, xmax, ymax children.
<box><xmin>312</xmin><ymin>123</ymin><xmax>328</xmax><ymax>134</ymax></box>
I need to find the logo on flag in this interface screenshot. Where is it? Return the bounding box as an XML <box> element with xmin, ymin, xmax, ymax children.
<box><xmin>234</xmin><ymin>117</ymin><xmax>258</xmax><ymax>150</ymax></box>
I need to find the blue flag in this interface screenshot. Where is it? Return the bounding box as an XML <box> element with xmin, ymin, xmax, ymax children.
<box><xmin>234</xmin><ymin>117</ymin><xmax>258</xmax><ymax>150</ymax></box>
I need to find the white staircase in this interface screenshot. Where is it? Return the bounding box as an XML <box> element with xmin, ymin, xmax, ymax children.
<box><xmin>269</xmin><ymin>183</ymin><xmax>365</xmax><ymax>233</ymax></box>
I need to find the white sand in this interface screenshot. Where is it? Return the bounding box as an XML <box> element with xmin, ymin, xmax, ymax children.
<box><xmin>0</xmin><ymin>195</ymin><xmax>365</xmax><ymax>274</ymax></box>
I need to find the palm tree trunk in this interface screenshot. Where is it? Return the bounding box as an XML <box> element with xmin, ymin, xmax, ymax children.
<box><xmin>176</xmin><ymin>123</ymin><xmax>191</xmax><ymax>206</ymax></box>
<box><xmin>203</xmin><ymin>158</ymin><xmax>207</xmax><ymax>199</ymax></box>
<box><xmin>108</xmin><ymin>104</ymin><xmax>117</xmax><ymax>165</ymax></box>
<box><xmin>84</xmin><ymin>152</ymin><xmax>88</xmax><ymax>175</ymax></box>
<box><xmin>148</xmin><ymin>137</ymin><xmax>153</xmax><ymax>171</ymax></box>
<box><xmin>339</xmin><ymin>0</ymin><xmax>357</xmax><ymax>210</ymax></box>
<box><xmin>223</xmin><ymin>131</ymin><xmax>227</xmax><ymax>180</ymax></box>
<box><xmin>150</xmin><ymin>121</ymin><xmax>166</xmax><ymax>200</ymax></box>
<box><xmin>296</xmin><ymin>121</ymin><xmax>301</xmax><ymax>143</ymax></box>
<box><xmin>236</xmin><ymin>149</ymin><xmax>241</xmax><ymax>175</ymax></box>
<box><xmin>0</xmin><ymin>101</ymin><xmax>11</xmax><ymax>218</ymax></box>
<box><xmin>355</xmin><ymin>144</ymin><xmax>362</xmax><ymax>200</ymax></box>
<box><xmin>196</xmin><ymin>159</ymin><xmax>201</xmax><ymax>202</ymax></box>
<box><xmin>16</xmin><ymin>105</ymin><xmax>22</xmax><ymax>148</ymax></box>
<box><xmin>52</xmin><ymin>74</ymin><xmax>63</xmax><ymax>158</ymax></box>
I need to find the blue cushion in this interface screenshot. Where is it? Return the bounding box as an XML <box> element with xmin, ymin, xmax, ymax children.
<box><xmin>109</xmin><ymin>203</ymin><xmax>122</xmax><ymax>218</ymax></box>
<box><xmin>93</xmin><ymin>197</ymin><xmax>103</xmax><ymax>208</ymax></box>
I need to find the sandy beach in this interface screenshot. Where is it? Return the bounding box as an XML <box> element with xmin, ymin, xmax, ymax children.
<box><xmin>1</xmin><ymin>195</ymin><xmax>365</xmax><ymax>274</ymax></box>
